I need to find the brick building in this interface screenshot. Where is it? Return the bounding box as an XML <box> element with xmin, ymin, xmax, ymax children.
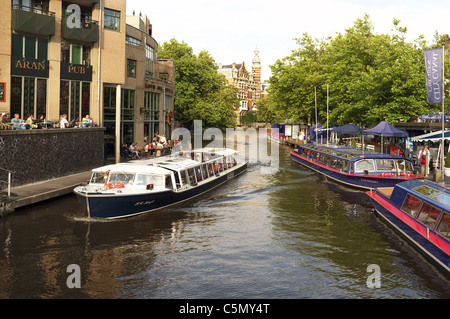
<box><xmin>217</xmin><ymin>48</ymin><xmax>262</xmax><ymax>124</ymax></box>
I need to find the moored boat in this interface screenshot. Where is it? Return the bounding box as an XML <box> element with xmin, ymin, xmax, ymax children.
<box><xmin>290</xmin><ymin>144</ymin><xmax>422</xmax><ymax>190</ymax></box>
<box><xmin>367</xmin><ymin>180</ymin><xmax>450</xmax><ymax>276</ymax></box>
<box><xmin>74</xmin><ymin>148</ymin><xmax>247</xmax><ymax>219</ymax></box>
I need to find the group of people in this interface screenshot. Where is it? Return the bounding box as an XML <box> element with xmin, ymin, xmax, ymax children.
<box><xmin>0</xmin><ymin>113</ymin><xmax>93</xmax><ymax>130</ymax></box>
<box><xmin>1</xmin><ymin>113</ymin><xmax>52</xmax><ymax>130</ymax></box>
<box><xmin>59</xmin><ymin>114</ymin><xmax>93</xmax><ymax>129</ymax></box>
<box><xmin>122</xmin><ymin>135</ymin><xmax>181</xmax><ymax>159</ymax></box>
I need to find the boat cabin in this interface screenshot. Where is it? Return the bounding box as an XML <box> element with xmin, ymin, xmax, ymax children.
<box><xmin>86</xmin><ymin>149</ymin><xmax>239</xmax><ymax>193</ymax></box>
<box><xmin>297</xmin><ymin>145</ymin><xmax>416</xmax><ymax>177</ymax></box>
<box><xmin>377</xmin><ymin>180</ymin><xmax>450</xmax><ymax>240</ymax></box>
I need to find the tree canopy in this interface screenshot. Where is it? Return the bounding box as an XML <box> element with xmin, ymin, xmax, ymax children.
<box><xmin>266</xmin><ymin>14</ymin><xmax>450</xmax><ymax>127</ymax></box>
<box><xmin>158</xmin><ymin>39</ymin><xmax>240</xmax><ymax>129</ymax></box>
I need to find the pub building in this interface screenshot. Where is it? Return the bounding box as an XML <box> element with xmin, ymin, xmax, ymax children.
<box><xmin>1</xmin><ymin>0</ymin><xmax>175</xmax><ymax>160</ymax></box>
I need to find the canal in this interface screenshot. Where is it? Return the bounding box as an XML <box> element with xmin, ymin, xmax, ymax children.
<box><xmin>0</xmin><ymin>143</ymin><xmax>449</xmax><ymax>299</ymax></box>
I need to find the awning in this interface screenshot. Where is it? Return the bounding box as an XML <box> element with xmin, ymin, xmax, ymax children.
<box><xmin>410</xmin><ymin>130</ymin><xmax>450</xmax><ymax>142</ymax></box>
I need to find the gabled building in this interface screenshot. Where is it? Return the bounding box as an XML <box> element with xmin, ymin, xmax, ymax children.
<box><xmin>217</xmin><ymin>48</ymin><xmax>262</xmax><ymax>124</ymax></box>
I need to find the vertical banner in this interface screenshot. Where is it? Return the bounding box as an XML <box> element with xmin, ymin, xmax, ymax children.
<box><xmin>424</xmin><ymin>48</ymin><xmax>443</xmax><ymax>104</ymax></box>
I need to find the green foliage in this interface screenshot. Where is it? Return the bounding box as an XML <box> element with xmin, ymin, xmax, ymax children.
<box><xmin>267</xmin><ymin>14</ymin><xmax>450</xmax><ymax>127</ymax></box>
<box><xmin>158</xmin><ymin>38</ymin><xmax>240</xmax><ymax>128</ymax></box>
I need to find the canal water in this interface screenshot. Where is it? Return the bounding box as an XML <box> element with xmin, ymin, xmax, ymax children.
<box><xmin>0</xmin><ymin>143</ymin><xmax>449</xmax><ymax>299</ymax></box>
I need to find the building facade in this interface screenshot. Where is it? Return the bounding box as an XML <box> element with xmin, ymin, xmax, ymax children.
<box><xmin>1</xmin><ymin>0</ymin><xmax>175</xmax><ymax>159</ymax></box>
<box><xmin>217</xmin><ymin>48</ymin><xmax>262</xmax><ymax>123</ymax></box>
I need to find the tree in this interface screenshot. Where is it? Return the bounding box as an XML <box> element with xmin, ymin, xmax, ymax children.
<box><xmin>158</xmin><ymin>39</ymin><xmax>239</xmax><ymax>128</ymax></box>
<box><xmin>267</xmin><ymin>14</ymin><xmax>450</xmax><ymax>127</ymax></box>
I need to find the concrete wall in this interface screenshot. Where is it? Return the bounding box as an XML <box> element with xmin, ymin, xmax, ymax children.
<box><xmin>0</xmin><ymin>128</ymin><xmax>105</xmax><ymax>187</ymax></box>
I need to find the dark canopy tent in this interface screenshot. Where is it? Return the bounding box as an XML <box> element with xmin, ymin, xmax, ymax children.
<box><xmin>363</xmin><ymin>121</ymin><xmax>408</xmax><ymax>154</ymax></box>
<box><xmin>363</xmin><ymin>121</ymin><xmax>408</xmax><ymax>138</ymax></box>
<box><xmin>332</xmin><ymin>124</ymin><xmax>363</xmax><ymax>134</ymax></box>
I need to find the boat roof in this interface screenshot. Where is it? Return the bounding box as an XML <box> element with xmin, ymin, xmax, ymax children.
<box><xmin>395</xmin><ymin>179</ymin><xmax>450</xmax><ymax>210</ymax></box>
<box><xmin>300</xmin><ymin>144</ymin><xmax>408</xmax><ymax>161</ymax></box>
<box><xmin>92</xmin><ymin>148</ymin><xmax>239</xmax><ymax>174</ymax></box>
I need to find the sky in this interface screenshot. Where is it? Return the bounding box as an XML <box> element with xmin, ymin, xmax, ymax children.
<box><xmin>126</xmin><ymin>0</ymin><xmax>450</xmax><ymax>82</ymax></box>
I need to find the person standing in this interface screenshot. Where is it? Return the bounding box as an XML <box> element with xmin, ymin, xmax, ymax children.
<box><xmin>418</xmin><ymin>145</ymin><xmax>430</xmax><ymax>177</ymax></box>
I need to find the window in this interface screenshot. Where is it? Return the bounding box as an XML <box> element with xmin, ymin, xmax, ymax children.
<box><xmin>11</xmin><ymin>76</ymin><xmax>47</xmax><ymax>119</ymax></box>
<box><xmin>180</xmin><ymin>171</ymin><xmax>188</xmax><ymax>186</ymax></box>
<box><xmin>375</xmin><ymin>159</ymin><xmax>395</xmax><ymax>171</ymax></box>
<box><xmin>146</xmin><ymin>44</ymin><xmax>154</xmax><ymax>77</ymax></box>
<box><xmin>417</xmin><ymin>203</ymin><xmax>441</xmax><ymax>229</ymax></box>
<box><xmin>401</xmin><ymin>194</ymin><xmax>422</xmax><ymax>217</ymax></box>
<box><xmin>104</xmin><ymin>8</ymin><xmax>120</xmax><ymax>31</ymax></box>
<box><xmin>127</xmin><ymin>59</ymin><xmax>136</xmax><ymax>78</ymax></box>
<box><xmin>436</xmin><ymin>213</ymin><xmax>450</xmax><ymax>239</ymax></box>
<box><xmin>354</xmin><ymin>159</ymin><xmax>375</xmax><ymax>173</ymax></box>
<box><xmin>12</xmin><ymin>34</ymin><xmax>48</xmax><ymax>60</ymax></box>
<box><xmin>159</xmin><ymin>73</ymin><xmax>169</xmax><ymax>81</ymax></box>
<box><xmin>136</xmin><ymin>174</ymin><xmax>164</xmax><ymax>187</ymax></box>
<box><xmin>61</xmin><ymin>42</ymin><xmax>92</xmax><ymax>65</ymax></box>
<box><xmin>126</xmin><ymin>35</ymin><xmax>142</xmax><ymax>46</ymax></box>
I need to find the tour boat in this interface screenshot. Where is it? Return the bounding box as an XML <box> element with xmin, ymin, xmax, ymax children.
<box><xmin>290</xmin><ymin>144</ymin><xmax>422</xmax><ymax>190</ymax></box>
<box><xmin>367</xmin><ymin>180</ymin><xmax>450</xmax><ymax>276</ymax></box>
<box><xmin>74</xmin><ymin>148</ymin><xmax>247</xmax><ymax>219</ymax></box>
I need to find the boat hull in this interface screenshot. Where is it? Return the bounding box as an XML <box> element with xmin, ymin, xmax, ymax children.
<box><xmin>290</xmin><ymin>151</ymin><xmax>419</xmax><ymax>190</ymax></box>
<box><xmin>74</xmin><ymin>163</ymin><xmax>247</xmax><ymax>219</ymax></box>
<box><xmin>367</xmin><ymin>191</ymin><xmax>450</xmax><ymax>276</ymax></box>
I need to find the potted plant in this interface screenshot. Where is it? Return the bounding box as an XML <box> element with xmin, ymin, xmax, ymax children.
<box><xmin>445</xmin><ymin>155</ymin><xmax>450</xmax><ymax>177</ymax></box>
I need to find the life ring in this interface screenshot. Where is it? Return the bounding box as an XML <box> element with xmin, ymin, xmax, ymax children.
<box><xmin>107</xmin><ymin>183</ymin><xmax>125</xmax><ymax>189</ymax></box>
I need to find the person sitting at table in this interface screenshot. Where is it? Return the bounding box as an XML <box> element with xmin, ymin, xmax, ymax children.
<box><xmin>82</xmin><ymin>114</ymin><xmax>93</xmax><ymax>128</ymax></box>
<box><xmin>11</xmin><ymin>113</ymin><xmax>31</xmax><ymax>130</ymax></box>
<box><xmin>37</xmin><ymin>114</ymin><xmax>53</xmax><ymax>129</ymax></box>
<box><xmin>129</xmin><ymin>142</ymin><xmax>141</xmax><ymax>158</ymax></box>
<box><xmin>26</xmin><ymin>114</ymin><xmax>37</xmax><ymax>129</ymax></box>
<box><xmin>60</xmin><ymin>114</ymin><xmax>69</xmax><ymax>129</ymax></box>
<box><xmin>1</xmin><ymin>113</ymin><xmax>10</xmax><ymax>124</ymax></box>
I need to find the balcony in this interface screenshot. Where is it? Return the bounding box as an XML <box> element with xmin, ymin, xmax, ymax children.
<box><xmin>61</xmin><ymin>17</ymin><xmax>99</xmax><ymax>43</ymax></box>
<box><xmin>12</xmin><ymin>4</ymin><xmax>55</xmax><ymax>36</ymax></box>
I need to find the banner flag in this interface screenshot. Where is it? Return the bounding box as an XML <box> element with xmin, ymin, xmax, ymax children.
<box><xmin>424</xmin><ymin>48</ymin><xmax>443</xmax><ymax>104</ymax></box>
<box><xmin>425</xmin><ymin>48</ymin><xmax>444</xmax><ymax>103</ymax></box>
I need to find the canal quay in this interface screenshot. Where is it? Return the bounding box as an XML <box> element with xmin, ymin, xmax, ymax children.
<box><xmin>0</xmin><ymin>137</ymin><xmax>449</xmax><ymax>300</ymax></box>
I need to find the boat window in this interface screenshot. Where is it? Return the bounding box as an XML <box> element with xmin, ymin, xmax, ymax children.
<box><xmin>396</xmin><ymin>160</ymin><xmax>414</xmax><ymax>173</ymax></box>
<box><xmin>436</xmin><ymin>213</ymin><xmax>450</xmax><ymax>239</ymax></box>
<box><xmin>343</xmin><ymin>161</ymin><xmax>349</xmax><ymax>172</ymax></box>
<box><xmin>187</xmin><ymin>168</ymin><xmax>196</xmax><ymax>185</ymax></box>
<box><xmin>218</xmin><ymin>159</ymin><xmax>224</xmax><ymax>172</ymax></box>
<box><xmin>195</xmin><ymin>166</ymin><xmax>203</xmax><ymax>181</ymax></box>
<box><xmin>108</xmin><ymin>173</ymin><xmax>135</xmax><ymax>184</ymax></box>
<box><xmin>417</xmin><ymin>202</ymin><xmax>441</xmax><ymax>229</ymax></box>
<box><xmin>401</xmin><ymin>194</ymin><xmax>422</xmax><ymax>217</ymax></box>
<box><xmin>201</xmin><ymin>164</ymin><xmax>208</xmax><ymax>180</ymax></box>
<box><xmin>180</xmin><ymin>170</ymin><xmax>188</xmax><ymax>186</ymax></box>
<box><xmin>375</xmin><ymin>159</ymin><xmax>396</xmax><ymax>171</ymax></box>
<box><xmin>91</xmin><ymin>172</ymin><xmax>108</xmax><ymax>184</ymax></box>
<box><xmin>165</xmin><ymin>175</ymin><xmax>173</xmax><ymax>189</ymax></box>
<box><xmin>354</xmin><ymin>159</ymin><xmax>375</xmax><ymax>173</ymax></box>
<box><xmin>136</xmin><ymin>174</ymin><xmax>164</xmax><ymax>187</ymax></box>
<box><xmin>222</xmin><ymin>157</ymin><xmax>228</xmax><ymax>170</ymax></box>
<box><xmin>208</xmin><ymin>163</ymin><xmax>214</xmax><ymax>177</ymax></box>
<box><xmin>214</xmin><ymin>161</ymin><xmax>219</xmax><ymax>174</ymax></box>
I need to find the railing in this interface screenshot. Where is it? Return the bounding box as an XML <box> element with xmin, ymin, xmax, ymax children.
<box><xmin>12</xmin><ymin>4</ymin><xmax>56</xmax><ymax>16</ymax></box>
<box><xmin>0</xmin><ymin>168</ymin><xmax>14</xmax><ymax>198</ymax></box>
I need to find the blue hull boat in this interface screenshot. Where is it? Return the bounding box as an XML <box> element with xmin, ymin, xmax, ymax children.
<box><xmin>290</xmin><ymin>144</ymin><xmax>422</xmax><ymax>190</ymax></box>
<box><xmin>74</xmin><ymin>148</ymin><xmax>247</xmax><ymax>219</ymax></box>
<box><xmin>367</xmin><ymin>179</ymin><xmax>450</xmax><ymax>276</ymax></box>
